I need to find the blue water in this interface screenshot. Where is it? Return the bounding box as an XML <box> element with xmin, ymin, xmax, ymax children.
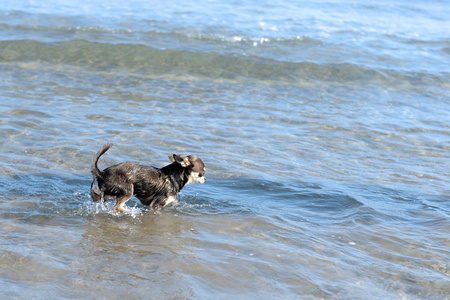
<box><xmin>0</xmin><ymin>0</ymin><xmax>449</xmax><ymax>298</ymax></box>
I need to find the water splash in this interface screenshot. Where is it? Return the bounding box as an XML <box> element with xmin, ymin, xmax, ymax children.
<box><xmin>73</xmin><ymin>192</ymin><xmax>212</xmax><ymax>218</ymax></box>
<box><xmin>72</xmin><ymin>194</ymin><xmax>147</xmax><ymax>218</ymax></box>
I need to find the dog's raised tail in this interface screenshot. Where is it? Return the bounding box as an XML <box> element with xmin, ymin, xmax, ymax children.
<box><xmin>92</xmin><ymin>143</ymin><xmax>113</xmax><ymax>178</ymax></box>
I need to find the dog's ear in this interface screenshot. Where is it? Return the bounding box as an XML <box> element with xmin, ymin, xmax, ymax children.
<box><xmin>169</xmin><ymin>154</ymin><xmax>191</xmax><ymax>167</ymax></box>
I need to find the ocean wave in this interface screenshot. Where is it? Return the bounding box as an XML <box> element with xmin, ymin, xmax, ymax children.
<box><xmin>1</xmin><ymin>39</ymin><xmax>447</xmax><ymax>87</ymax></box>
<box><xmin>0</xmin><ymin>21</ymin><xmax>321</xmax><ymax>45</ymax></box>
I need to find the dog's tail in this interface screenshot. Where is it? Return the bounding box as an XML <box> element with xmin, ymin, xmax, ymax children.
<box><xmin>92</xmin><ymin>143</ymin><xmax>113</xmax><ymax>178</ymax></box>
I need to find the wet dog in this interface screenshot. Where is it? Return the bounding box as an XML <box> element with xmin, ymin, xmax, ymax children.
<box><xmin>90</xmin><ymin>143</ymin><xmax>205</xmax><ymax>212</ymax></box>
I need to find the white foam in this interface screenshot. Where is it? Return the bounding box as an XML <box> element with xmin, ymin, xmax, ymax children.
<box><xmin>80</xmin><ymin>200</ymin><xmax>146</xmax><ymax>218</ymax></box>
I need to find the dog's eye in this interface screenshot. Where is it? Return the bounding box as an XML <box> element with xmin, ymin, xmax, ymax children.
<box><xmin>198</xmin><ymin>174</ymin><xmax>203</xmax><ymax>177</ymax></box>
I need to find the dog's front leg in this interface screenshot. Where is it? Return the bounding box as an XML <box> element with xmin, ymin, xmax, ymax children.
<box><xmin>148</xmin><ymin>199</ymin><xmax>161</xmax><ymax>213</ymax></box>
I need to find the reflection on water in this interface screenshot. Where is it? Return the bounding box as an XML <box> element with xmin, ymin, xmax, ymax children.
<box><xmin>1</xmin><ymin>180</ymin><xmax>449</xmax><ymax>298</ymax></box>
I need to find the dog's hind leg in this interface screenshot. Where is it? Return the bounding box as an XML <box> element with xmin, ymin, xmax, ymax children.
<box><xmin>91</xmin><ymin>177</ymin><xmax>103</xmax><ymax>202</ymax></box>
<box><xmin>113</xmin><ymin>184</ymin><xmax>134</xmax><ymax>213</ymax></box>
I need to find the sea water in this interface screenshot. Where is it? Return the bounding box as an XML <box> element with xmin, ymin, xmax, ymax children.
<box><xmin>0</xmin><ymin>0</ymin><xmax>449</xmax><ymax>298</ymax></box>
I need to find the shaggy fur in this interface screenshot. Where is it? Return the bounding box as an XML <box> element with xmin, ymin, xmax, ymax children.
<box><xmin>90</xmin><ymin>143</ymin><xmax>205</xmax><ymax>212</ymax></box>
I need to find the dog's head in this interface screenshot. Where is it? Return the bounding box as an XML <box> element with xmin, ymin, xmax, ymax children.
<box><xmin>169</xmin><ymin>154</ymin><xmax>206</xmax><ymax>184</ymax></box>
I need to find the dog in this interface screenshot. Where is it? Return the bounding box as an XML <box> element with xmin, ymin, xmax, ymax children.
<box><xmin>90</xmin><ymin>143</ymin><xmax>205</xmax><ymax>212</ymax></box>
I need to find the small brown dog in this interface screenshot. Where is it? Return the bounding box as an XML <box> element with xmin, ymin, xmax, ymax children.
<box><xmin>90</xmin><ymin>143</ymin><xmax>206</xmax><ymax>212</ymax></box>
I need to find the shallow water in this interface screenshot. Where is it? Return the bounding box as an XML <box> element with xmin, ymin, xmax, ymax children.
<box><xmin>1</xmin><ymin>0</ymin><xmax>449</xmax><ymax>299</ymax></box>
